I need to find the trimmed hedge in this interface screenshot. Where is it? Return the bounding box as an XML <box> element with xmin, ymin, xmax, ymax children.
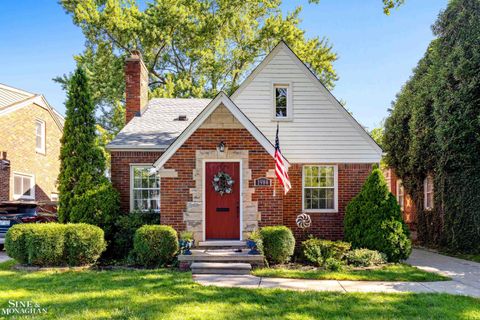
<box><xmin>133</xmin><ymin>225</ymin><xmax>178</xmax><ymax>267</ymax></box>
<box><xmin>302</xmin><ymin>238</ymin><xmax>351</xmax><ymax>267</ymax></box>
<box><xmin>259</xmin><ymin>226</ymin><xmax>295</xmax><ymax>264</ymax></box>
<box><xmin>5</xmin><ymin>223</ymin><xmax>106</xmax><ymax>267</ymax></box>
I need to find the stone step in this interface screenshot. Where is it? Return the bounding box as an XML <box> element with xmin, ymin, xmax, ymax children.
<box><xmin>178</xmin><ymin>249</ymin><xmax>264</xmax><ymax>266</ymax></box>
<box><xmin>197</xmin><ymin>241</ymin><xmax>247</xmax><ymax>249</ymax></box>
<box><xmin>191</xmin><ymin>262</ymin><xmax>251</xmax><ymax>275</ymax></box>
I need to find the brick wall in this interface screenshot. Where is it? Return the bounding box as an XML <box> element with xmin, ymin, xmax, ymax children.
<box><xmin>283</xmin><ymin>163</ymin><xmax>373</xmax><ymax>242</ymax></box>
<box><xmin>0</xmin><ymin>103</ymin><xmax>62</xmax><ymax>202</ymax></box>
<box><xmin>111</xmin><ymin>127</ymin><xmax>374</xmax><ymax>242</ymax></box>
<box><xmin>384</xmin><ymin>168</ymin><xmax>417</xmax><ymax>232</ymax></box>
<box><xmin>125</xmin><ymin>51</ymin><xmax>149</xmax><ymax>124</ymax></box>
<box><xmin>110</xmin><ymin>150</ymin><xmax>163</xmax><ymax>213</ymax></box>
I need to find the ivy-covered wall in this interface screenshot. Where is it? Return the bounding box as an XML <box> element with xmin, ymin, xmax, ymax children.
<box><xmin>384</xmin><ymin>0</ymin><xmax>480</xmax><ymax>254</ymax></box>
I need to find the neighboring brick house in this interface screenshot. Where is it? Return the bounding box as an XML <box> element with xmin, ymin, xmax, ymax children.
<box><xmin>0</xmin><ymin>84</ymin><xmax>64</xmax><ymax>206</ymax></box>
<box><xmin>384</xmin><ymin>168</ymin><xmax>434</xmax><ymax>240</ymax></box>
<box><xmin>107</xmin><ymin>42</ymin><xmax>383</xmax><ymax>243</ymax></box>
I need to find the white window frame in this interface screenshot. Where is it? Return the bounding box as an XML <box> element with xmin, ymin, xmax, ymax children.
<box><xmin>424</xmin><ymin>176</ymin><xmax>434</xmax><ymax>210</ymax></box>
<box><xmin>396</xmin><ymin>180</ymin><xmax>405</xmax><ymax>211</ymax></box>
<box><xmin>272</xmin><ymin>82</ymin><xmax>293</xmax><ymax>121</ymax></box>
<box><xmin>129</xmin><ymin>164</ymin><xmax>160</xmax><ymax>212</ymax></box>
<box><xmin>35</xmin><ymin>119</ymin><xmax>46</xmax><ymax>154</ymax></box>
<box><xmin>302</xmin><ymin>165</ymin><xmax>338</xmax><ymax>213</ymax></box>
<box><xmin>12</xmin><ymin>172</ymin><xmax>35</xmax><ymax>200</ymax></box>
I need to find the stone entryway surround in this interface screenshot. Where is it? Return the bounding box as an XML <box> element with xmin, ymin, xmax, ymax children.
<box><xmin>186</xmin><ymin>149</ymin><xmax>258</xmax><ymax>242</ymax></box>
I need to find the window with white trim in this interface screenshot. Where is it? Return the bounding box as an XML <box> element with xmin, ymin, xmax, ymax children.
<box><xmin>131</xmin><ymin>166</ymin><xmax>160</xmax><ymax>212</ymax></box>
<box><xmin>303</xmin><ymin>165</ymin><xmax>337</xmax><ymax>211</ymax></box>
<box><xmin>13</xmin><ymin>173</ymin><xmax>35</xmax><ymax>200</ymax></box>
<box><xmin>424</xmin><ymin>176</ymin><xmax>434</xmax><ymax>210</ymax></box>
<box><xmin>273</xmin><ymin>83</ymin><xmax>292</xmax><ymax>119</ymax></box>
<box><xmin>396</xmin><ymin>180</ymin><xmax>405</xmax><ymax>211</ymax></box>
<box><xmin>35</xmin><ymin>119</ymin><xmax>46</xmax><ymax>154</ymax></box>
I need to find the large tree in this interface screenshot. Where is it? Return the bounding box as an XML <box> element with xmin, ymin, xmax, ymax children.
<box><xmin>384</xmin><ymin>0</ymin><xmax>480</xmax><ymax>253</ymax></box>
<box><xmin>58</xmin><ymin>68</ymin><xmax>107</xmax><ymax>222</ymax></box>
<box><xmin>57</xmin><ymin>0</ymin><xmax>339</xmax><ymax>137</ymax></box>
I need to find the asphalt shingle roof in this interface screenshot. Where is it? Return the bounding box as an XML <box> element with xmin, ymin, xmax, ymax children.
<box><xmin>108</xmin><ymin>98</ymin><xmax>211</xmax><ymax>149</ymax></box>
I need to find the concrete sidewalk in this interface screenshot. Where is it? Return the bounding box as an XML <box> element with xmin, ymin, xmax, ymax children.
<box><xmin>193</xmin><ymin>249</ymin><xmax>480</xmax><ymax>297</ymax></box>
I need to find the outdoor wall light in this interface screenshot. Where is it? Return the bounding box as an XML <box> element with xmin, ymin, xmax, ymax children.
<box><xmin>218</xmin><ymin>141</ymin><xmax>226</xmax><ymax>153</ymax></box>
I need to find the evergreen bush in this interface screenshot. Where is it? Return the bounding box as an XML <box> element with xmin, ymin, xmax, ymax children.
<box><xmin>302</xmin><ymin>238</ymin><xmax>351</xmax><ymax>266</ymax></box>
<box><xmin>344</xmin><ymin>168</ymin><xmax>412</xmax><ymax>262</ymax></box>
<box><xmin>133</xmin><ymin>225</ymin><xmax>178</xmax><ymax>267</ymax></box>
<box><xmin>259</xmin><ymin>226</ymin><xmax>295</xmax><ymax>264</ymax></box>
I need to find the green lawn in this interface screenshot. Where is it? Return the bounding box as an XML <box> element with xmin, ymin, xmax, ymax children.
<box><xmin>0</xmin><ymin>260</ymin><xmax>478</xmax><ymax>320</ymax></box>
<box><xmin>252</xmin><ymin>264</ymin><xmax>448</xmax><ymax>281</ymax></box>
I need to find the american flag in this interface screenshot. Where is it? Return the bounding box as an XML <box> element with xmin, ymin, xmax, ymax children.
<box><xmin>275</xmin><ymin>123</ymin><xmax>291</xmax><ymax>194</ymax></box>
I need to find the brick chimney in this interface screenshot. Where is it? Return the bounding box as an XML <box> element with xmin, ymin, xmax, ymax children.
<box><xmin>125</xmin><ymin>50</ymin><xmax>149</xmax><ymax>124</ymax></box>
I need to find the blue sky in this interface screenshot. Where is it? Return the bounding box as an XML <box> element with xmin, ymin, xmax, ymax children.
<box><xmin>0</xmin><ymin>0</ymin><xmax>447</xmax><ymax>130</ymax></box>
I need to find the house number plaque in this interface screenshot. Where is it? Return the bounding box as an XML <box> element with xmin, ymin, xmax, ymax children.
<box><xmin>254</xmin><ymin>177</ymin><xmax>272</xmax><ymax>187</ymax></box>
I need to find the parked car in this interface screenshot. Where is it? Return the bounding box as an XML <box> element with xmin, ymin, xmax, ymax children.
<box><xmin>0</xmin><ymin>203</ymin><xmax>57</xmax><ymax>246</ymax></box>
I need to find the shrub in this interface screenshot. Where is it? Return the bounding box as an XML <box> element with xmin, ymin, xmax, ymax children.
<box><xmin>69</xmin><ymin>180</ymin><xmax>120</xmax><ymax>237</ymax></box>
<box><xmin>248</xmin><ymin>230</ymin><xmax>264</xmax><ymax>254</ymax></box>
<box><xmin>110</xmin><ymin>210</ymin><xmax>160</xmax><ymax>259</ymax></box>
<box><xmin>259</xmin><ymin>226</ymin><xmax>295</xmax><ymax>264</ymax></box>
<box><xmin>325</xmin><ymin>257</ymin><xmax>344</xmax><ymax>272</ymax></box>
<box><xmin>5</xmin><ymin>223</ymin><xmax>106</xmax><ymax>267</ymax></box>
<box><xmin>345</xmin><ymin>248</ymin><xmax>387</xmax><ymax>267</ymax></box>
<box><xmin>344</xmin><ymin>167</ymin><xmax>412</xmax><ymax>262</ymax></box>
<box><xmin>179</xmin><ymin>231</ymin><xmax>194</xmax><ymax>241</ymax></box>
<box><xmin>133</xmin><ymin>225</ymin><xmax>178</xmax><ymax>267</ymax></box>
<box><xmin>302</xmin><ymin>238</ymin><xmax>351</xmax><ymax>266</ymax></box>
<box><xmin>64</xmin><ymin>223</ymin><xmax>106</xmax><ymax>266</ymax></box>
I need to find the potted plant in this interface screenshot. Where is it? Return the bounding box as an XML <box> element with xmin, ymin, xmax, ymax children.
<box><xmin>246</xmin><ymin>230</ymin><xmax>262</xmax><ymax>255</ymax></box>
<box><xmin>179</xmin><ymin>231</ymin><xmax>195</xmax><ymax>255</ymax></box>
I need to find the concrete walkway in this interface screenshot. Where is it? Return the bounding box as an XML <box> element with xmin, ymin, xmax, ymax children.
<box><xmin>193</xmin><ymin>249</ymin><xmax>480</xmax><ymax>297</ymax></box>
<box><xmin>0</xmin><ymin>251</ymin><xmax>9</xmax><ymax>263</ymax></box>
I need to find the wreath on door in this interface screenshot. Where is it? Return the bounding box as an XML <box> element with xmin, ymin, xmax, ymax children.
<box><xmin>212</xmin><ymin>171</ymin><xmax>235</xmax><ymax>196</ymax></box>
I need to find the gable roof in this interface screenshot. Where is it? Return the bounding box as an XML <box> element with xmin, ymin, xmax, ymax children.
<box><xmin>0</xmin><ymin>83</ymin><xmax>65</xmax><ymax>131</ymax></box>
<box><xmin>107</xmin><ymin>98</ymin><xmax>211</xmax><ymax>150</ymax></box>
<box><xmin>153</xmin><ymin>92</ymin><xmax>275</xmax><ymax>169</ymax></box>
<box><xmin>231</xmin><ymin>41</ymin><xmax>382</xmax><ymax>156</ymax></box>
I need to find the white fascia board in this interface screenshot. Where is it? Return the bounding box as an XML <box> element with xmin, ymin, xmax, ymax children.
<box><xmin>153</xmin><ymin>92</ymin><xmax>275</xmax><ymax>169</ymax></box>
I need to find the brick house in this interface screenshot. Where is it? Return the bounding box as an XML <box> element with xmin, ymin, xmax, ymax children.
<box><xmin>107</xmin><ymin>42</ymin><xmax>383</xmax><ymax>243</ymax></box>
<box><xmin>0</xmin><ymin>84</ymin><xmax>64</xmax><ymax>206</ymax></box>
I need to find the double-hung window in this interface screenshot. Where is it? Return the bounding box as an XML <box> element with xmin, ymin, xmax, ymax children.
<box><xmin>13</xmin><ymin>173</ymin><xmax>35</xmax><ymax>200</ymax></box>
<box><xmin>303</xmin><ymin>165</ymin><xmax>338</xmax><ymax>212</ymax></box>
<box><xmin>35</xmin><ymin>119</ymin><xmax>46</xmax><ymax>154</ymax></box>
<box><xmin>424</xmin><ymin>176</ymin><xmax>434</xmax><ymax>210</ymax></box>
<box><xmin>273</xmin><ymin>83</ymin><xmax>292</xmax><ymax>120</ymax></box>
<box><xmin>131</xmin><ymin>165</ymin><xmax>160</xmax><ymax>212</ymax></box>
<box><xmin>396</xmin><ymin>180</ymin><xmax>405</xmax><ymax>211</ymax></box>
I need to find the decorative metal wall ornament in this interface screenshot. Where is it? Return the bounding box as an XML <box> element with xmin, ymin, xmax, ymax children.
<box><xmin>296</xmin><ymin>213</ymin><xmax>312</xmax><ymax>229</ymax></box>
<box><xmin>212</xmin><ymin>171</ymin><xmax>234</xmax><ymax>195</ymax></box>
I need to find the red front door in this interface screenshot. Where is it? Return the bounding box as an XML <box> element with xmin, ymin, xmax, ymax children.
<box><xmin>205</xmin><ymin>162</ymin><xmax>240</xmax><ymax>240</ymax></box>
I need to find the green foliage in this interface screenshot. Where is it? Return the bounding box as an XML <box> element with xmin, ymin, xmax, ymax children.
<box><xmin>302</xmin><ymin>238</ymin><xmax>351</xmax><ymax>267</ymax></box>
<box><xmin>248</xmin><ymin>230</ymin><xmax>264</xmax><ymax>255</ymax></box>
<box><xmin>382</xmin><ymin>0</ymin><xmax>405</xmax><ymax>15</ymax></box>
<box><xmin>111</xmin><ymin>210</ymin><xmax>160</xmax><ymax>259</ymax></box>
<box><xmin>384</xmin><ymin>0</ymin><xmax>480</xmax><ymax>253</ymax></box>
<box><xmin>344</xmin><ymin>168</ymin><xmax>412</xmax><ymax>262</ymax></box>
<box><xmin>58</xmin><ymin>67</ymin><xmax>107</xmax><ymax>223</ymax></box>
<box><xmin>5</xmin><ymin>223</ymin><xmax>106</xmax><ymax>267</ymax></box>
<box><xmin>324</xmin><ymin>258</ymin><xmax>344</xmax><ymax>272</ymax></box>
<box><xmin>64</xmin><ymin>223</ymin><xmax>107</xmax><ymax>266</ymax></box>
<box><xmin>133</xmin><ymin>225</ymin><xmax>179</xmax><ymax>267</ymax></box>
<box><xmin>69</xmin><ymin>180</ymin><xmax>120</xmax><ymax>238</ymax></box>
<box><xmin>179</xmin><ymin>231</ymin><xmax>194</xmax><ymax>241</ymax></box>
<box><xmin>345</xmin><ymin>249</ymin><xmax>387</xmax><ymax>267</ymax></box>
<box><xmin>259</xmin><ymin>226</ymin><xmax>295</xmax><ymax>264</ymax></box>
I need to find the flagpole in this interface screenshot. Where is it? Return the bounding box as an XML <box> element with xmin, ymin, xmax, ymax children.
<box><xmin>273</xmin><ymin>121</ymin><xmax>279</xmax><ymax>197</ymax></box>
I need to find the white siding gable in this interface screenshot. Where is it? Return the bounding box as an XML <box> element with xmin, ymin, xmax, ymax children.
<box><xmin>231</xmin><ymin>42</ymin><xmax>382</xmax><ymax>164</ymax></box>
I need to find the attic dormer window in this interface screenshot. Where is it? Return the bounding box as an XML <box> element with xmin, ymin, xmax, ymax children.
<box><xmin>273</xmin><ymin>83</ymin><xmax>292</xmax><ymax>120</ymax></box>
<box><xmin>176</xmin><ymin>115</ymin><xmax>188</xmax><ymax>121</ymax></box>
